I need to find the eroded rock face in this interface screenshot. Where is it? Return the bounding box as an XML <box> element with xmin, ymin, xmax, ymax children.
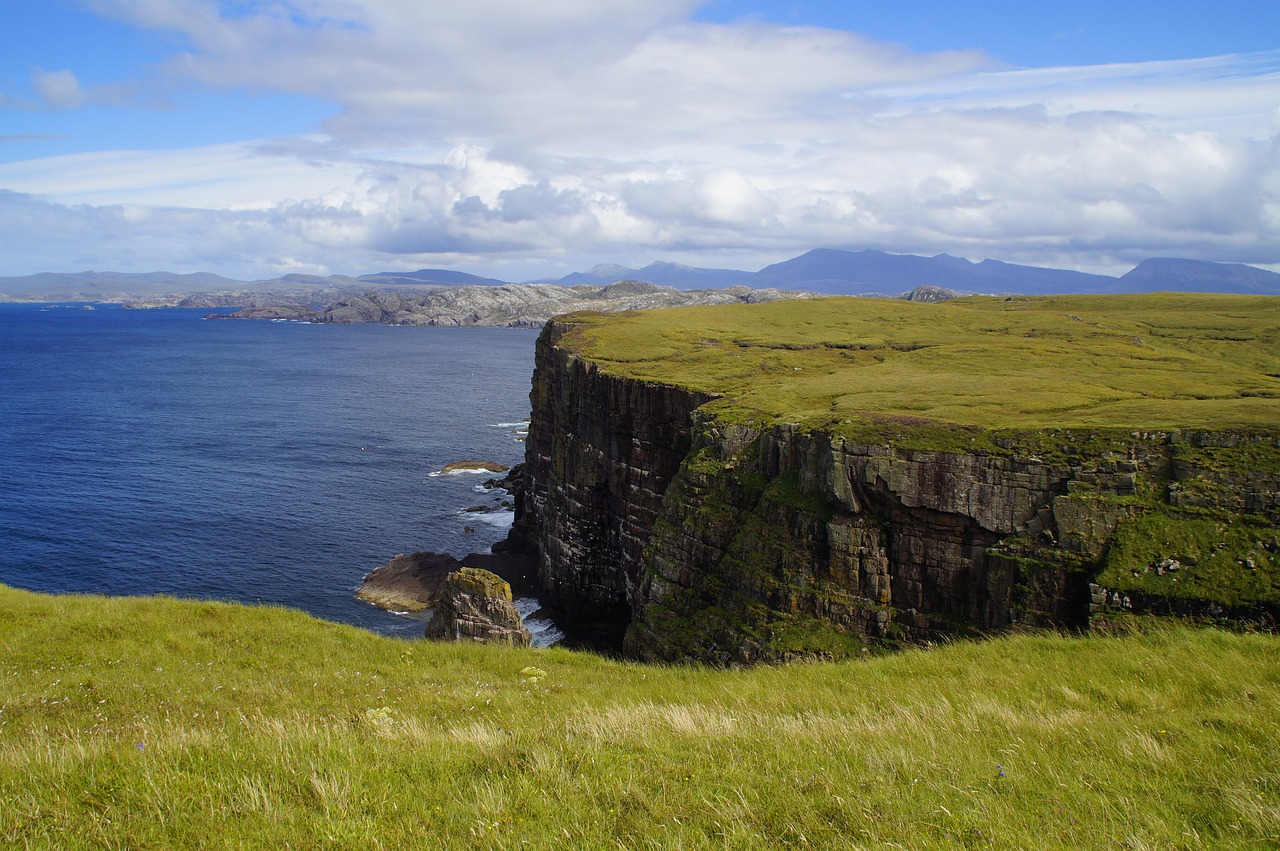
<box><xmin>504</xmin><ymin>319</ymin><xmax>1280</xmax><ymax>664</ymax></box>
<box><xmin>504</xmin><ymin>321</ymin><xmax>712</xmax><ymax>624</ymax></box>
<box><xmin>424</xmin><ymin>568</ymin><xmax>531</xmax><ymax>647</ymax></box>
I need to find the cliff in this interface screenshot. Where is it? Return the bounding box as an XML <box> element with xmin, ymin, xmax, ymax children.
<box><xmin>505</xmin><ymin>295</ymin><xmax>1280</xmax><ymax>663</ymax></box>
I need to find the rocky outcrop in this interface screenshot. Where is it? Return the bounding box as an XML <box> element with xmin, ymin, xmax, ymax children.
<box><xmin>504</xmin><ymin>319</ymin><xmax>1280</xmax><ymax>664</ymax></box>
<box><xmin>205</xmin><ymin>304</ymin><xmax>320</xmax><ymax>321</ymax></box>
<box><xmin>356</xmin><ymin>551</ymin><xmax>465</xmax><ymax>612</ymax></box>
<box><xmin>210</xmin><ymin>282</ymin><xmax>816</xmax><ymax>328</ymax></box>
<box><xmin>439</xmin><ymin>460</ymin><xmax>508</xmax><ymax>474</ymax></box>
<box><xmin>424</xmin><ymin>568</ymin><xmax>531</xmax><ymax>647</ymax></box>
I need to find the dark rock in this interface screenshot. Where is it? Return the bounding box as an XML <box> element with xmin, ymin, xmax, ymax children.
<box><xmin>484</xmin><ymin>462</ymin><xmax>526</xmax><ymax>493</ymax></box>
<box><xmin>355</xmin><ymin>552</ymin><xmax>461</xmax><ymax>612</ymax></box>
<box><xmin>460</xmin><ymin>551</ymin><xmax>538</xmax><ymax>597</ymax></box>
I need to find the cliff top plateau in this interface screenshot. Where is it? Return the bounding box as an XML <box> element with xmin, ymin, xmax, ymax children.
<box><xmin>513</xmin><ymin>292</ymin><xmax>1279</xmax><ymax>666</ymax></box>
<box><xmin>552</xmin><ymin>292</ymin><xmax>1280</xmax><ymax>441</ymax></box>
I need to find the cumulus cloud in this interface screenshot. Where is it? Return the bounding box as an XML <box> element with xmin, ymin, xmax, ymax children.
<box><xmin>3</xmin><ymin>2</ymin><xmax>1279</xmax><ymax>277</ymax></box>
<box><xmin>32</xmin><ymin>69</ymin><xmax>86</xmax><ymax>109</ymax></box>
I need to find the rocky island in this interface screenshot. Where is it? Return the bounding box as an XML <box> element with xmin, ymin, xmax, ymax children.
<box><xmin>499</xmin><ymin>293</ymin><xmax>1280</xmax><ymax>663</ymax></box>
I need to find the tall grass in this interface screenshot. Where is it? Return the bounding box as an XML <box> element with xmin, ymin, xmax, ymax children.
<box><xmin>1</xmin><ymin>584</ymin><xmax>1277</xmax><ymax>848</ymax></box>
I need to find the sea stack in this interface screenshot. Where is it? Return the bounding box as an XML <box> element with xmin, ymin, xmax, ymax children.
<box><xmin>424</xmin><ymin>568</ymin><xmax>531</xmax><ymax>647</ymax></box>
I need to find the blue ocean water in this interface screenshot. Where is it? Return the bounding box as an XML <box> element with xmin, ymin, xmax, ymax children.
<box><xmin>0</xmin><ymin>303</ymin><xmax>538</xmax><ymax>638</ymax></box>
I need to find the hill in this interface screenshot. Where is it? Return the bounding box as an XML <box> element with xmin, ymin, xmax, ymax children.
<box><xmin>1</xmin><ymin>583</ymin><xmax>1276</xmax><ymax>848</ymax></box>
<box><xmin>1120</xmin><ymin>258</ymin><xmax>1280</xmax><ymax>294</ymax></box>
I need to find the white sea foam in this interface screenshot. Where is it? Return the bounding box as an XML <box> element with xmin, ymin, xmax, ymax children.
<box><xmin>491</xmin><ymin>421</ymin><xmax>531</xmax><ymax>429</ymax></box>
<box><xmin>463</xmin><ymin>509</ymin><xmax>514</xmax><ymax>529</ymax></box>
<box><xmin>428</xmin><ymin>467</ymin><xmax>498</xmax><ymax>478</ymax></box>
<box><xmin>515</xmin><ymin>597</ymin><xmax>564</xmax><ymax>647</ymax></box>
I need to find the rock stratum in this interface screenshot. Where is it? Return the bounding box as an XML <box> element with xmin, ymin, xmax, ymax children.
<box><xmin>502</xmin><ymin>293</ymin><xmax>1280</xmax><ymax>663</ymax></box>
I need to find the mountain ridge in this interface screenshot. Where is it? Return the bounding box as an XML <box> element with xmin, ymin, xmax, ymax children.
<box><xmin>2</xmin><ymin>250</ymin><xmax>1278</xmax><ymax>301</ymax></box>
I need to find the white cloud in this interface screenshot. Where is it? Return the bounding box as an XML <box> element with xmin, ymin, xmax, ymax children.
<box><xmin>2</xmin><ymin>3</ymin><xmax>1278</xmax><ymax>278</ymax></box>
<box><xmin>32</xmin><ymin>69</ymin><xmax>86</xmax><ymax>109</ymax></box>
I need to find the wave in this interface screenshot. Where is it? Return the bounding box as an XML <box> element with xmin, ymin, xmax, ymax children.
<box><xmin>515</xmin><ymin>597</ymin><xmax>564</xmax><ymax>647</ymax></box>
<box><xmin>461</xmin><ymin>508</ymin><xmax>514</xmax><ymax>529</ymax></box>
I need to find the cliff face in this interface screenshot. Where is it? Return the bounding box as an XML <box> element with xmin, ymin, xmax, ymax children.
<box><xmin>510</xmin><ymin>319</ymin><xmax>1280</xmax><ymax>663</ymax></box>
<box><xmin>506</xmin><ymin>320</ymin><xmax>713</xmax><ymax>625</ymax></box>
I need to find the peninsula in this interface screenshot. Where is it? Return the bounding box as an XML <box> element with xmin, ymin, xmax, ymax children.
<box><xmin>501</xmin><ymin>293</ymin><xmax>1280</xmax><ymax>663</ymax></box>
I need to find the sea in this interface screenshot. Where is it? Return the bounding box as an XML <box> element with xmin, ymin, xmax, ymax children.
<box><xmin>0</xmin><ymin>302</ymin><xmax>555</xmax><ymax>641</ymax></box>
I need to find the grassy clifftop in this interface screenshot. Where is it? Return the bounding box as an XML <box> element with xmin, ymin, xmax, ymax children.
<box><xmin>1</xmin><ymin>584</ymin><xmax>1278</xmax><ymax>848</ymax></box>
<box><xmin>557</xmin><ymin>293</ymin><xmax>1280</xmax><ymax>437</ymax></box>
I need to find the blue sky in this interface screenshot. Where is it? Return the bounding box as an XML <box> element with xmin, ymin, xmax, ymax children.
<box><xmin>1</xmin><ymin>0</ymin><xmax>1278</xmax><ymax>280</ymax></box>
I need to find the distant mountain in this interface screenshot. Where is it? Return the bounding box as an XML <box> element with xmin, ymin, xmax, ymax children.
<box><xmin>1118</xmin><ymin>258</ymin><xmax>1280</xmax><ymax>295</ymax></box>
<box><xmin>540</xmin><ymin>263</ymin><xmax>637</xmax><ymax>286</ymax></box>
<box><xmin>751</xmin><ymin>249</ymin><xmax>976</xmax><ymax>294</ymax></box>
<box><xmin>627</xmin><ymin>261</ymin><xmax>752</xmax><ymax>289</ymax></box>
<box><xmin>357</xmin><ymin>268</ymin><xmax>511</xmax><ymax>287</ymax></box>
<box><xmin>535</xmin><ymin>261</ymin><xmax>750</xmax><ymax>289</ymax></box>
<box><xmin>0</xmin><ymin>270</ymin><xmax>244</xmax><ymax>296</ymax></box>
<box><xmin>750</xmin><ymin>249</ymin><xmax>1122</xmax><ymax>295</ymax></box>
<box><xmin>971</xmin><ymin>258</ymin><xmax>1116</xmax><ymax>295</ymax></box>
<box><xmin>535</xmin><ymin>249</ymin><xmax>1279</xmax><ymax>297</ymax></box>
<box><xmin>4</xmin><ymin>252</ymin><xmax>1278</xmax><ymax>304</ymax></box>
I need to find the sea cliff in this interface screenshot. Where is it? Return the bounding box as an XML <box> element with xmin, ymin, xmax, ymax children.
<box><xmin>504</xmin><ymin>296</ymin><xmax>1280</xmax><ymax>663</ymax></box>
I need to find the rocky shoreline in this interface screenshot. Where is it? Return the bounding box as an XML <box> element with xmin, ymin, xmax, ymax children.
<box><xmin>207</xmin><ymin>280</ymin><xmax>820</xmax><ymax>327</ymax></box>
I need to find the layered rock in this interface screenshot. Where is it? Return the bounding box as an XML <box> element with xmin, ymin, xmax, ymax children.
<box><xmin>505</xmin><ymin>317</ymin><xmax>1280</xmax><ymax>664</ymax></box>
<box><xmin>424</xmin><ymin>568</ymin><xmax>531</xmax><ymax>647</ymax></box>
<box><xmin>504</xmin><ymin>321</ymin><xmax>712</xmax><ymax>624</ymax></box>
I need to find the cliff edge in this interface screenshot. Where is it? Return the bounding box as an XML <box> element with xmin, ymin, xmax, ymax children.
<box><xmin>504</xmin><ymin>294</ymin><xmax>1280</xmax><ymax>663</ymax></box>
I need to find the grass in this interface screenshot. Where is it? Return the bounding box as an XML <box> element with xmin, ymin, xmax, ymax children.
<box><xmin>1097</xmin><ymin>513</ymin><xmax>1279</xmax><ymax>608</ymax></box>
<box><xmin>557</xmin><ymin>293</ymin><xmax>1280</xmax><ymax>437</ymax></box>
<box><xmin>2</xmin><ymin>584</ymin><xmax>1278</xmax><ymax>849</ymax></box>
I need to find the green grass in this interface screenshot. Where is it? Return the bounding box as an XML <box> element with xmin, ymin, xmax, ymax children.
<box><xmin>1098</xmin><ymin>513</ymin><xmax>1280</xmax><ymax>608</ymax></box>
<box><xmin>558</xmin><ymin>293</ymin><xmax>1280</xmax><ymax>437</ymax></box>
<box><xmin>2</xmin><ymin>584</ymin><xmax>1278</xmax><ymax>849</ymax></box>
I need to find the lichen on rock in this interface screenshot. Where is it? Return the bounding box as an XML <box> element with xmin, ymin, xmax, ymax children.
<box><xmin>424</xmin><ymin>568</ymin><xmax>531</xmax><ymax>647</ymax></box>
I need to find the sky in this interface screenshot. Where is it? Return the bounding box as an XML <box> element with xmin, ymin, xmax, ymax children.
<box><xmin>1</xmin><ymin>0</ymin><xmax>1278</xmax><ymax>282</ymax></box>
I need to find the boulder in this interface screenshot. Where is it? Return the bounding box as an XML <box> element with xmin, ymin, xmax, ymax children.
<box><xmin>356</xmin><ymin>552</ymin><xmax>461</xmax><ymax>612</ymax></box>
<box><xmin>424</xmin><ymin>568</ymin><xmax>531</xmax><ymax>647</ymax></box>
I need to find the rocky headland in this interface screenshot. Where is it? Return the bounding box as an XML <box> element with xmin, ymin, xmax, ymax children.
<box><xmin>210</xmin><ymin>281</ymin><xmax>818</xmax><ymax>327</ymax></box>
<box><xmin>499</xmin><ymin>294</ymin><xmax>1280</xmax><ymax>663</ymax></box>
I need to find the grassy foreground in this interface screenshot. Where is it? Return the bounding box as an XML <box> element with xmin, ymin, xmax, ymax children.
<box><xmin>1</xmin><ymin>585</ymin><xmax>1277</xmax><ymax>849</ymax></box>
